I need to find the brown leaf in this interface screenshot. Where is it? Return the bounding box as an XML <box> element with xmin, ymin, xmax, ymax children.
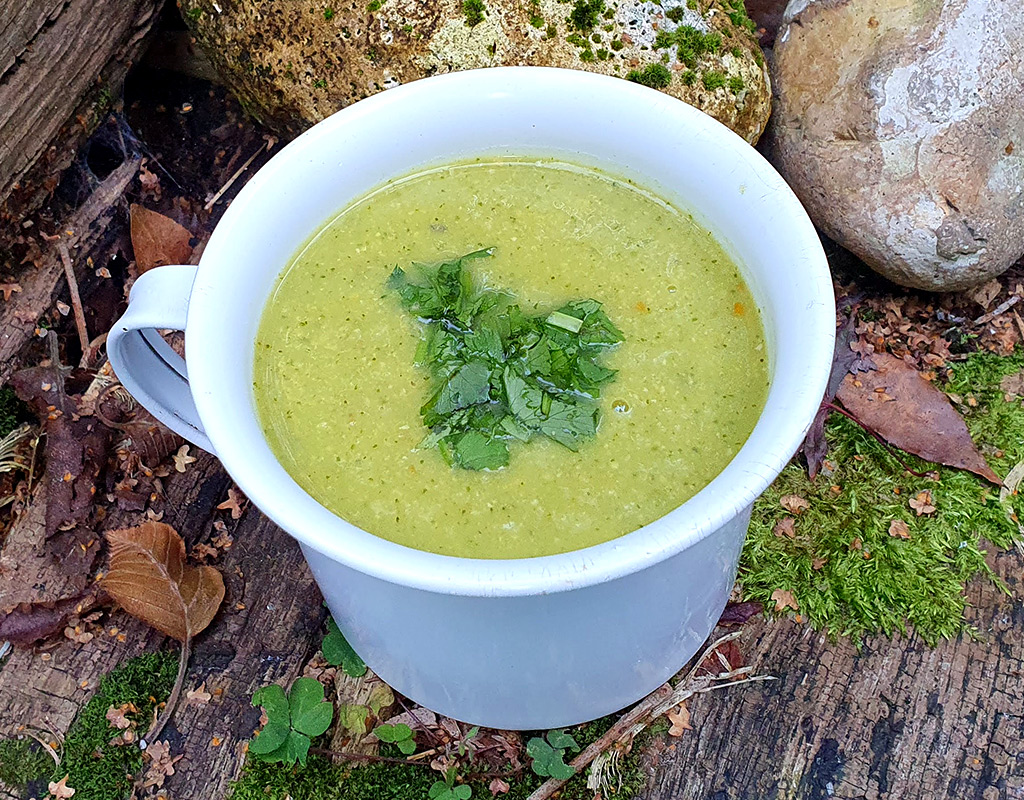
<box><xmin>717</xmin><ymin>601</ymin><xmax>763</xmax><ymax>627</ymax></box>
<box><xmin>217</xmin><ymin>487</ymin><xmax>246</xmax><ymax>519</ymax></box>
<box><xmin>666</xmin><ymin>701</ymin><xmax>692</xmax><ymax>736</ymax></box>
<box><xmin>773</xmin><ymin>516</ymin><xmax>797</xmax><ymax>538</ymax></box>
<box><xmin>187</xmin><ymin>682</ymin><xmax>213</xmax><ymax>705</ymax></box>
<box><xmin>0</xmin><ymin>282</ymin><xmax>21</xmax><ymax>302</ymax></box>
<box><xmin>0</xmin><ymin>586</ymin><xmax>109</xmax><ymax>646</ymax></box>
<box><xmin>909</xmin><ymin>490</ymin><xmax>936</xmax><ymax>516</ymax></box>
<box><xmin>970</xmin><ymin>279</ymin><xmax>1002</xmax><ymax>310</ymax></box>
<box><xmin>143</xmin><ymin>740</ymin><xmax>182</xmax><ymax>788</ymax></box>
<box><xmin>102</xmin><ymin>522</ymin><xmax>225</xmax><ymax>641</ymax></box>
<box><xmin>173</xmin><ymin>444</ymin><xmax>196</xmax><ymax>473</ymax></box>
<box><xmin>779</xmin><ymin>495</ymin><xmax>810</xmax><ymax>514</ymax></box>
<box><xmin>105</xmin><ymin>703</ymin><xmax>136</xmax><ymax>730</ymax></box>
<box><xmin>1000</xmin><ymin>370</ymin><xmax>1024</xmax><ymax>399</ymax></box>
<box><xmin>698</xmin><ymin>639</ymin><xmax>745</xmax><ymax>676</ymax></box>
<box><xmin>489</xmin><ymin>777</ymin><xmax>511</xmax><ymax>796</ymax></box>
<box><xmin>49</xmin><ymin>775</ymin><xmax>75</xmax><ymax>799</ymax></box>
<box><xmin>836</xmin><ymin>352</ymin><xmax>1001</xmax><ymax>484</ymax></box>
<box><xmin>130</xmin><ymin>204</ymin><xmax>193</xmax><ymax>274</ymax></box>
<box><xmin>771</xmin><ymin>589</ymin><xmax>798</xmax><ymax>612</ymax></box>
<box><xmin>811</xmin><ymin>556</ymin><xmax>827</xmax><ymax>570</ymax></box>
<box><xmin>888</xmin><ymin>519</ymin><xmax>911</xmax><ymax>539</ymax></box>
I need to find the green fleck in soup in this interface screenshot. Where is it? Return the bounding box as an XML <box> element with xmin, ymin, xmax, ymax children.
<box><xmin>254</xmin><ymin>159</ymin><xmax>768</xmax><ymax>559</ymax></box>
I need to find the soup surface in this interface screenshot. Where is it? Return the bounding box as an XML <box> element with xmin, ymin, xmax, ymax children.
<box><xmin>254</xmin><ymin>159</ymin><xmax>768</xmax><ymax>558</ymax></box>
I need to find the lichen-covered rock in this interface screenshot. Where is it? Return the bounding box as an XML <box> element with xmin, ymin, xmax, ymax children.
<box><xmin>178</xmin><ymin>0</ymin><xmax>770</xmax><ymax>143</ymax></box>
<box><xmin>768</xmin><ymin>0</ymin><xmax>1024</xmax><ymax>291</ymax></box>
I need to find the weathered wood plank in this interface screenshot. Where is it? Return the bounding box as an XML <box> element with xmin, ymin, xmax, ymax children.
<box><xmin>640</xmin><ymin>547</ymin><xmax>1024</xmax><ymax>800</ymax></box>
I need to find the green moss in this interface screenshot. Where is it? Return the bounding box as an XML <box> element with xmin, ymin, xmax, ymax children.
<box><xmin>231</xmin><ymin>716</ymin><xmax>650</xmax><ymax>800</ymax></box>
<box><xmin>56</xmin><ymin>651</ymin><xmax>178</xmax><ymax>800</ymax></box>
<box><xmin>753</xmin><ymin>47</ymin><xmax>764</xmax><ymax>67</ymax></box>
<box><xmin>596</xmin><ymin>48</ymin><xmax>610</xmax><ymax>59</ymax></box>
<box><xmin>545</xmin><ymin>23</ymin><xmax>557</xmax><ymax>37</ymax></box>
<box><xmin>654</xmin><ymin>25</ymin><xmax>720</xmax><ymax>67</ymax></box>
<box><xmin>579</xmin><ymin>48</ymin><xmax>596</xmax><ymax>61</ymax></box>
<box><xmin>565</xmin><ymin>32</ymin><xmax>587</xmax><ymax>46</ymax></box>
<box><xmin>728</xmin><ymin>75</ymin><xmax>744</xmax><ymax>91</ymax></box>
<box><xmin>625</xmin><ymin>63</ymin><xmax>672</xmax><ymax>89</ymax></box>
<box><xmin>185</xmin><ymin>5</ymin><xmax>203</xmax><ymax>21</ymax></box>
<box><xmin>741</xmin><ymin>350</ymin><xmax>1024</xmax><ymax>644</ymax></box>
<box><xmin>686</xmin><ymin>0</ymin><xmax>698</xmax><ymax>7</ymax></box>
<box><xmin>569</xmin><ymin>0</ymin><xmax>605</xmax><ymax>31</ymax></box>
<box><xmin>313</xmin><ymin>78</ymin><xmax>328</xmax><ymax>88</ymax></box>
<box><xmin>724</xmin><ymin>0</ymin><xmax>756</xmax><ymax>32</ymax></box>
<box><xmin>610</xmin><ymin>38</ymin><xmax>625</xmax><ymax>50</ymax></box>
<box><xmin>701</xmin><ymin>69</ymin><xmax>726</xmax><ymax>89</ymax></box>
<box><xmin>323</xmin><ymin>7</ymin><xmax>335</xmax><ymax>19</ymax></box>
<box><xmin>680</xmin><ymin>68</ymin><xmax>697</xmax><ymax>85</ymax></box>
<box><xmin>367</xmin><ymin>0</ymin><xmax>381</xmax><ymax>9</ymax></box>
<box><xmin>0</xmin><ymin>738</ymin><xmax>51</xmax><ymax>794</ymax></box>
<box><xmin>730</xmin><ymin>45</ymin><xmax>742</xmax><ymax>57</ymax></box>
<box><xmin>463</xmin><ymin>0</ymin><xmax>486</xmax><ymax>25</ymax></box>
<box><xmin>529</xmin><ymin>13</ymin><xmax>545</xmax><ymax>27</ymax></box>
<box><xmin>665</xmin><ymin>6</ymin><xmax>685</xmax><ymax>21</ymax></box>
<box><xmin>0</xmin><ymin>386</ymin><xmax>29</xmax><ymax>438</ymax></box>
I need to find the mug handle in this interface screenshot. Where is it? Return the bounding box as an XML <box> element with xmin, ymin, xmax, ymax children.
<box><xmin>107</xmin><ymin>265</ymin><xmax>214</xmax><ymax>453</ymax></box>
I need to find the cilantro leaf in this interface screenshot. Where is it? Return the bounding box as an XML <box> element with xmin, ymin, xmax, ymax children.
<box><xmin>387</xmin><ymin>250</ymin><xmax>623</xmax><ymax>471</ymax></box>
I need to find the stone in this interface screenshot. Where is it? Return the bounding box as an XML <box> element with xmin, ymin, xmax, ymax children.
<box><xmin>768</xmin><ymin>0</ymin><xmax>1024</xmax><ymax>291</ymax></box>
<box><xmin>179</xmin><ymin>0</ymin><xmax>770</xmax><ymax>143</ymax></box>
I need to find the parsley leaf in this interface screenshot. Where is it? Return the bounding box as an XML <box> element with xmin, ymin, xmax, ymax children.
<box><xmin>388</xmin><ymin>249</ymin><xmax>623</xmax><ymax>470</ymax></box>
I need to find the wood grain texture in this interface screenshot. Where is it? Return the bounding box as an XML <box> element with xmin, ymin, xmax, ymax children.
<box><xmin>0</xmin><ymin>452</ymin><xmax>323</xmax><ymax>799</ymax></box>
<box><xmin>641</xmin><ymin>546</ymin><xmax>1024</xmax><ymax>800</ymax></box>
<box><xmin>0</xmin><ymin>0</ymin><xmax>159</xmax><ymax>216</ymax></box>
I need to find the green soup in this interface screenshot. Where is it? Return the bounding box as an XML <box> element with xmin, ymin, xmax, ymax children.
<box><xmin>254</xmin><ymin>159</ymin><xmax>768</xmax><ymax>558</ymax></box>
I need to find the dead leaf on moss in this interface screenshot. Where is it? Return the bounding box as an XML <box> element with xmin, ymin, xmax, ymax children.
<box><xmin>999</xmin><ymin>371</ymin><xmax>1024</xmax><ymax>399</ymax></box>
<box><xmin>105</xmin><ymin>703</ymin><xmax>137</xmax><ymax>730</ymax></box>
<box><xmin>811</xmin><ymin>556</ymin><xmax>827</xmax><ymax>570</ymax></box>
<box><xmin>489</xmin><ymin>777</ymin><xmax>511</xmax><ymax>796</ymax></box>
<box><xmin>130</xmin><ymin>204</ymin><xmax>193</xmax><ymax>274</ymax></box>
<box><xmin>909</xmin><ymin>490</ymin><xmax>936</xmax><ymax>516</ymax></box>
<box><xmin>48</xmin><ymin>775</ymin><xmax>75</xmax><ymax>799</ymax></box>
<box><xmin>666</xmin><ymin>701</ymin><xmax>692</xmax><ymax>736</ymax></box>
<box><xmin>780</xmin><ymin>495</ymin><xmax>810</xmax><ymax>514</ymax></box>
<box><xmin>102</xmin><ymin>522</ymin><xmax>225</xmax><ymax>641</ymax></box>
<box><xmin>836</xmin><ymin>352</ymin><xmax>1001</xmax><ymax>484</ymax></box>
<box><xmin>773</xmin><ymin>516</ymin><xmax>797</xmax><ymax>539</ymax></box>
<box><xmin>888</xmin><ymin>519</ymin><xmax>911</xmax><ymax>539</ymax></box>
<box><xmin>771</xmin><ymin>589</ymin><xmax>798</xmax><ymax>612</ymax></box>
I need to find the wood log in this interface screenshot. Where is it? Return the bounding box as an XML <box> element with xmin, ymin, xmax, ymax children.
<box><xmin>640</xmin><ymin>546</ymin><xmax>1024</xmax><ymax>800</ymax></box>
<box><xmin>0</xmin><ymin>0</ymin><xmax>161</xmax><ymax>222</ymax></box>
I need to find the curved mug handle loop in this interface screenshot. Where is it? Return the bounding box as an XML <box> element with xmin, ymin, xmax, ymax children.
<box><xmin>107</xmin><ymin>265</ymin><xmax>214</xmax><ymax>453</ymax></box>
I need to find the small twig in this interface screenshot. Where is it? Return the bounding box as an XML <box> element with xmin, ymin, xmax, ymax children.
<box><xmin>823</xmin><ymin>402</ymin><xmax>930</xmax><ymax>478</ymax></box>
<box><xmin>57</xmin><ymin>241</ymin><xmax>89</xmax><ymax>359</ymax></box>
<box><xmin>80</xmin><ymin>332</ymin><xmax>108</xmax><ymax>370</ymax></box>
<box><xmin>203</xmin><ymin>137</ymin><xmax>275</xmax><ymax>211</ymax></box>
<box><xmin>22</xmin><ymin>729</ymin><xmax>61</xmax><ymax>765</ymax></box>
<box><xmin>525</xmin><ymin>633</ymin><xmax>775</xmax><ymax>800</ymax></box>
<box><xmin>146</xmin><ymin>637</ymin><xmax>191</xmax><ymax>742</ymax></box>
<box><xmin>973</xmin><ymin>295</ymin><xmax>1020</xmax><ymax>326</ymax></box>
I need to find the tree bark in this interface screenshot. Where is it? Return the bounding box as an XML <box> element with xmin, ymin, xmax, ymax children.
<box><xmin>0</xmin><ymin>0</ymin><xmax>161</xmax><ymax>222</ymax></box>
<box><xmin>640</xmin><ymin>546</ymin><xmax>1024</xmax><ymax>800</ymax></box>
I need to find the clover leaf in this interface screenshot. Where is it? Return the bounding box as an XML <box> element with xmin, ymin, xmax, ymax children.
<box><xmin>322</xmin><ymin>617</ymin><xmax>367</xmax><ymax>677</ymax></box>
<box><xmin>526</xmin><ymin>730</ymin><xmax>579</xmax><ymax>780</ymax></box>
<box><xmin>428</xmin><ymin>781</ymin><xmax>472</xmax><ymax>799</ymax></box>
<box><xmin>374</xmin><ymin>722</ymin><xmax>416</xmax><ymax>755</ymax></box>
<box><xmin>249</xmin><ymin>677</ymin><xmax>334</xmax><ymax>765</ymax></box>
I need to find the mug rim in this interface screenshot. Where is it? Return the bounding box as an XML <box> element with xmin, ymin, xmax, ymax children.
<box><xmin>186</xmin><ymin>66</ymin><xmax>835</xmax><ymax>597</ymax></box>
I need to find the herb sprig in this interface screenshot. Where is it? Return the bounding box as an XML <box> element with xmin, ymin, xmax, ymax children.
<box><xmin>387</xmin><ymin>248</ymin><xmax>624</xmax><ymax>471</ymax></box>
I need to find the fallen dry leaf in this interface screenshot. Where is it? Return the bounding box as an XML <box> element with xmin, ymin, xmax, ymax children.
<box><xmin>489</xmin><ymin>777</ymin><xmax>511</xmax><ymax>796</ymax></box>
<box><xmin>143</xmin><ymin>740</ymin><xmax>182</xmax><ymax>788</ymax></box>
<box><xmin>888</xmin><ymin>519</ymin><xmax>911</xmax><ymax>539</ymax></box>
<box><xmin>666</xmin><ymin>701</ymin><xmax>692</xmax><ymax>736</ymax></box>
<box><xmin>217</xmin><ymin>487</ymin><xmax>246</xmax><ymax>519</ymax></box>
<box><xmin>1000</xmin><ymin>370</ymin><xmax>1024</xmax><ymax>399</ymax></box>
<box><xmin>102</xmin><ymin>522</ymin><xmax>225</xmax><ymax>642</ymax></box>
<box><xmin>773</xmin><ymin>516</ymin><xmax>797</xmax><ymax>539</ymax></box>
<box><xmin>187</xmin><ymin>682</ymin><xmax>213</xmax><ymax>705</ymax></box>
<box><xmin>48</xmin><ymin>775</ymin><xmax>75</xmax><ymax>799</ymax></box>
<box><xmin>105</xmin><ymin>703</ymin><xmax>136</xmax><ymax>730</ymax></box>
<box><xmin>780</xmin><ymin>495</ymin><xmax>810</xmax><ymax>514</ymax></box>
<box><xmin>771</xmin><ymin>589</ymin><xmax>798</xmax><ymax>612</ymax></box>
<box><xmin>0</xmin><ymin>586</ymin><xmax>108</xmax><ymax>646</ymax></box>
<box><xmin>0</xmin><ymin>282</ymin><xmax>21</xmax><ymax>302</ymax></box>
<box><xmin>130</xmin><ymin>204</ymin><xmax>193</xmax><ymax>274</ymax></box>
<box><xmin>970</xmin><ymin>279</ymin><xmax>1002</xmax><ymax>310</ymax></box>
<box><xmin>909</xmin><ymin>490</ymin><xmax>937</xmax><ymax>516</ymax></box>
<box><xmin>716</xmin><ymin>601</ymin><xmax>763</xmax><ymax>628</ymax></box>
<box><xmin>836</xmin><ymin>352</ymin><xmax>1001</xmax><ymax>484</ymax></box>
<box><xmin>173</xmin><ymin>444</ymin><xmax>196</xmax><ymax>473</ymax></box>
<box><xmin>811</xmin><ymin>556</ymin><xmax>827</xmax><ymax>570</ymax></box>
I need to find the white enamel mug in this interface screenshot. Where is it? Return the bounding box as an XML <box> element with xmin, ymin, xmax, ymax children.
<box><xmin>108</xmin><ymin>67</ymin><xmax>834</xmax><ymax>729</ymax></box>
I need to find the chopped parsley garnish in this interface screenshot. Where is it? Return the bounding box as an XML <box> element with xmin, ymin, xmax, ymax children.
<box><xmin>387</xmin><ymin>248</ymin><xmax>624</xmax><ymax>471</ymax></box>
